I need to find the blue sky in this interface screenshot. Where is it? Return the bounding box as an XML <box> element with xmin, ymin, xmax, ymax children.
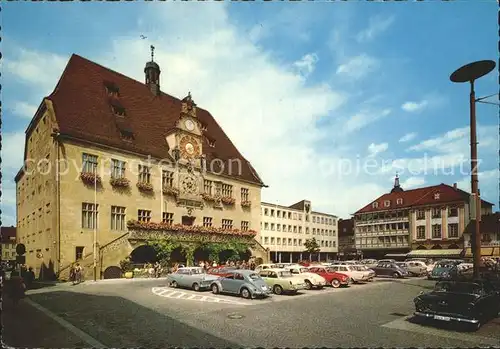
<box><xmin>2</xmin><ymin>1</ymin><xmax>499</xmax><ymax>226</ymax></box>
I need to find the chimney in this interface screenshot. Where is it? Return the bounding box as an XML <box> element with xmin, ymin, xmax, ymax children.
<box><xmin>453</xmin><ymin>183</ymin><xmax>457</xmax><ymax>190</ymax></box>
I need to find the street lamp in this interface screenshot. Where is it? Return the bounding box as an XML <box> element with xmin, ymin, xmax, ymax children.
<box><xmin>450</xmin><ymin>60</ymin><xmax>496</xmax><ymax>279</ymax></box>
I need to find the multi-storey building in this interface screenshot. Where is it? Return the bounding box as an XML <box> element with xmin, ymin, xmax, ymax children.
<box><xmin>353</xmin><ymin>176</ymin><xmax>494</xmax><ymax>259</ymax></box>
<box><xmin>463</xmin><ymin>212</ymin><xmax>500</xmax><ymax>258</ymax></box>
<box><xmin>15</xmin><ymin>52</ymin><xmax>268</xmax><ymax>280</ymax></box>
<box><xmin>338</xmin><ymin>218</ymin><xmax>357</xmax><ymax>259</ymax></box>
<box><xmin>260</xmin><ymin>200</ymin><xmax>338</xmax><ymax>262</ymax></box>
<box><xmin>1</xmin><ymin>226</ymin><xmax>17</xmax><ymax>262</ymax></box>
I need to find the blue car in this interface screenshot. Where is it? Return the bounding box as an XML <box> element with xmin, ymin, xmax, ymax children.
<box><xmin>428</xmin><ymin>260</ymin><xmax>463</xmax><ymax>280</ymax></box>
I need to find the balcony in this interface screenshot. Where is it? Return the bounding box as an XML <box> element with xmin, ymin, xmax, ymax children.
<box><xmin>356</xmin><ymin>216</ymin><xmax>409</xmax><ymax>226</ymax></box>
<box><xmin>465</xmin><ymin>240</ymin><xmax>500</xmax><ymax>247</ymax></box>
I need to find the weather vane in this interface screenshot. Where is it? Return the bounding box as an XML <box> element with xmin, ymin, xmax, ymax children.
<box><xmin>150</xmin><ymin>45</ymin><xmax>155</xmax><ymax>62</ymax></box>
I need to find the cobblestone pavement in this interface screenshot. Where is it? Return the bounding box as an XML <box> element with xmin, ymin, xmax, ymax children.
<box><xmin>18</xmin><ymin>277</ymin><xmax>500</xmax><ymax>348</ymax></box>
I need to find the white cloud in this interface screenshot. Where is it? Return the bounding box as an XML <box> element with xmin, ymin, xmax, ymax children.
<box><xmin>293</xmin><ymin>53</ymin><xmax>319</xmax><ymax>77</ymax></box>
<box><xmin>401</xmin><ymin>100</ymin><xmax>428</xmax><ymax>112</ymax></box>
<box><xmin>10</xmin><ymin>101</ymin><xmax>37</xmax><ymax>119</ymax></box>
<box><xmin>344</xmin><ymin>108</ymin><xmax>391</xmax><ymax>133</ymax></box>
<box><xmin>399</xmin><ymin>132</ymin><xmax>417</xmax><ymax>143</ymax></box>
<box><xmin>336</xmin><ymin>54</ymin><xmax>379</xmax><ymax>80</ymax></box>
<box><xmin>456</xmin><ymin>169</ymin><xmax>498</xmax><ymax>198</ymax></box>
<box><xmin>356</xmin><ymin>15</ymin><xmax>395</xmax><ymax>43</ymax></box>
<box><xmin>401</xmin><ymin>176</ymin><xmax>425</xmax><ymax>189</ymax></box>
<box><xmin>368</xmin><ymin>142</ymin><xmax>388</xmax><ymax>157</ymax></box>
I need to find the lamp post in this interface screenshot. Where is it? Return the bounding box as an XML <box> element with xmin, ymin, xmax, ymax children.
<box><xmin>450</xmin><ymin>60</ymin><xmax>496</xmax><ymax>279</ymax></box>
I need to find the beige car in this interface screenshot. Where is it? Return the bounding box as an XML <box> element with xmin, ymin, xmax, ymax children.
<box><xmin>404</xmin><ymin>261</ymin><xmax>427</xmax><ymax>276</ymax></box>
<box><xmin>285</xmin><ymin>266</ymin><xmax>327</xmax><ymax>289</ymax></box>
<box><xmin>258</xmin><ymin>268</ymin><xmax>307</xmax><ymax>295</ymax></box>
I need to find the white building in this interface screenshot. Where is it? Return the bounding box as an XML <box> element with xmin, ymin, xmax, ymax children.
<box><xmin>260</xmin><ymin>200</ymin><xmax>338</xmax><ymax>262</ymax></box>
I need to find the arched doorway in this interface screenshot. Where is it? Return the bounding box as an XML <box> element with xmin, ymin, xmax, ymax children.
<box><xmin>416</xmin><ymin>245</ymin><xmax>427</xmax><ymax>250</ymax></box>
<box><xmin>219</xmin><ymin>249</ymin><xmax>238</xmax><ymax>263</ymax></box>
<box><xmin>448</xmin><ymin>244</ymin><xmax>459</xmax><ymax>249</ymax></box>
<box><xmin>130</xmin><ymin>245</ymin><xmax>158</xmax><ymax>264</ymax></box>
<box><xmin>193</xmin><ymin>246</ymin><xmax>210</xmax><ymax>264</ymax></box>
<box><xmin>103</xmin><ymin>266</ymin><xmax>122</xmax><ymax>279</ymax></box>
<box><xmin>170</xmin><ymin>247</ymin><xmax>186</xmax><ymax>265</ymax></box>
<box><xmin>431</xmin><ymin>245</ymin><xmax>442</xmax><ymax>249</ymax></box>
<box><xmin>239</xmin><ymin>249</ymin><xmax>252</xmax><ymax>261</ymax></box>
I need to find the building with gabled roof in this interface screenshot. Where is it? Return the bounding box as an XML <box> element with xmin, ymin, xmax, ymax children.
<box><xmin>353</xmin><ymin>175</ymin><xmax>494</xmax><ymax>259</ymax></box>
<box><xmin>1</xmin><ymin>226</ymin><xmax>17</xmax><ymax>262</ymax></box>
<box><xmin>15</xmin><ymin>50</ymin><xmax>268</xmax><ymax>280</ymax></box>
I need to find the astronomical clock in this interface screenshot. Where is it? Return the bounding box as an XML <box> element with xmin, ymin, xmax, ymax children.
<box><xmin>179</xmin><ymin>135</ymin><xmax>201</xmax><ymax>159</ymax></box>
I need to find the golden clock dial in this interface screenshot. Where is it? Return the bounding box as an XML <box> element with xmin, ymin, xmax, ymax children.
<box><xmin>179</xmin><ymin>136</ymin><xmax>200</xmax><ymax>158</ymax></box>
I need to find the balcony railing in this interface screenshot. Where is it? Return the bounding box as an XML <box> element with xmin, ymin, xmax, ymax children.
<box><xmin>465</xmin><ymin>240</ymin><xmax>500</xmax><ymax>247</ymax></box>
<box><xmin>356</xmin><ymin>217</ymin><xmax>409</xmax><ymax>226</ymax></box>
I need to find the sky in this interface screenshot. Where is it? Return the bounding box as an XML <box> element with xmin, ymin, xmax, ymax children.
<box><xmin>1</xmin><ymin>1</ymin><xmax>499</xmax><ymax>227</ymax></box>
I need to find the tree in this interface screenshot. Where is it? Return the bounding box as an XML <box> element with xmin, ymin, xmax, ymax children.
<box><xmin>304</xmin><ymin>238</ymin><xmax>320</xmax><ymax>261</ymax></box>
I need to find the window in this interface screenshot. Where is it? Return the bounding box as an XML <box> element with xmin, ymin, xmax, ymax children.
<box><xmin>82</xmin><ymin>153</ymin><xmax>98</xmax><ymax>173</ymax></box>
<box><xmin>264</xmin><ymin>222</ymin><xmax>269</xmax><ymax>230</ymax></box>
<box><xmin>222</xmin><ymin>184</ymin><xmax>233</xmax><ymax>197</ymax></box>
<box><xmin>111</xmin><ymin>105</ymin><xmax>126</xmax><ymax>116</ymax></box>
<box><xmin>434</xmin><ymin>193</ymin><xmax>440</xmax><ymax>200</ymax></box>
<box><xmin>111</xmin><ymin>159</ymin><xmax>126</xmax><ymax>178</ymax></box>
<box><xmin>241</xmin><ymin>188</ymin><xmax>249</xmax><ymax>202</ymax></box>
<box><xmin>264</xmin><ymin>208</ymin><xmax>269</xmax><ymax>216</ymax></box>
<box><xmin>203</xmin><ymin>217</ymin><xmax>213</xmax><ymax>227</ymax></box>
<box><xmin>332</xmin><ymin>241</ymin><xmax>336</xmax><ymax>247</ymax></box>
<box><xmin>277</xmin><ymin>224</ymin><xmax>281</xmax><ymax>232</ymax></box>
<box><xmin>104</xmin><ymin>81</ymin><xmax>120</xmax><ymax>96</ymax></box>
<box><xmin>384</xmin><ymin>200</ymin><xmax>391</xmax><ymax>207</ymax></box>
<box><xmin>277</xmin><ymin>210</ymin><xmax>281</xmax><ymax>218</ymax></box>
<box><xmin>204</xmin><ymin>180</ymin><xmax>213</xmax><ymax>194</ymax></box>
<box><xmin>417</xmin><ymin>210</ymin><xmax>425</xmax><ymax>220</ymax></box>
<box><xmin>241</xmin><ymin>221</ymin><xmax>249</xmax><ymax>231</ymax></box>
<box><xmin>396</xmin><ymin>198</ymin><xmax>403</xmax><ymax>205</ymax></box>
<box><xmin>222</xmin><ymin>219</ymin><xmax>233</xmax><ymax>229</ymax></box>
<box><xmin>271</xmin><ymin>223</ymin><xmax>275</xmax><ymax>231</ymax></box>
<box><xmin>138</xmin><ymin>209</ymin><xmax>151</xmax><ymax>223</ymax></box>
<box><xmin>75</xmin><ymin>246</ymin><xmax>84</xmax><ymax>261</ymax></box>
<box><xmin>163</xmin><ymin>170</ymin><xmax>174</xmax><ymax>188</ymax></box>
<box><xmin>432</xmin><ymin>207</ymin><xmax>441</xmax><ymax>218</ymax></box>
<box><xmin>82</xmin><ymin>203</ymin><xmax>98</xmax><ymax>229</ymax></box>
<box><xmin>264</xmin><ymin>237</ymin><xmax>269</xmax><ymax>244</ymax></box>
<box><xmin>138</xmin><ymin>165</ymin><xmax>151</xmax><ymax>183</ymax></box>
<box><xmin>111</xmin><ymin>206</ymin><xmax>126</xmax><ymax>230</ymax></box>
<box><xmin>448</xmin><ymin>223</ymin><xmax>459</xmax><ymax>238</ymax></box>
<box><xmin>432</xmin><ymin>224</ymin><xmax>441</xmax><ymax>239</ymax></box>
<box><xmin>162</xmin><ymin>212</ymin><xmax>174</xmax><ymax>225</ymax></box>
<box><xmin>372</xmin><ymin>202</ymin><xmax>379</xmax><ymax>208</ymax></box>
<box><xmin>448</xmin><ymin>207</ymin><xmax>458</xmax><ymax>217</ymax></box>
<box><xmin>271</xmin><ymin>210</ymin><xmax>275</xmax><ymax>217</ymax></box>
<box><xmin>417</xmin><ymin>226</ymin><xmax>426</xmax><ymax>240</ymax></box>
<box><xmin>288</xmin><ymin>212</ymin><xmax>292</xmax><ymax>219</ymax></box>
<box><xmin>313</xmin><ymin>228</ymin><xmax>316</xmax><ymax>234</ymax></box>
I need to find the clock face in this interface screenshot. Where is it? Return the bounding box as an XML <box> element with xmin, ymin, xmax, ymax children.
<box><xmin>179</xmin><ymin>135</ymin><xmax>200</xmax><ymax>158</ymax></box>
<box><xmin>185</xmin><ymin>119</ymin><xmax>195</xmax><ymax>131</ymax></box>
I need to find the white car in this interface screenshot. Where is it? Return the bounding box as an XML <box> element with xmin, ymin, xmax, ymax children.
<box><xmin>254</xmin><ymin>263</ymin><xmax>278</xmax><ymax>273</ymax></box>
<box><xmin>329</xmin><ymin>264</ymin><xmax>371</xmax><ymax>283</ymax></box>
<box><xmin>352</xmin><ymin>265</ymin><xmax>375</xmax><ymax>281</ymax></box>
<box><xmin>426</xmin><ymin>263</ymin><xmax>435</xmax><ymax>274</ymax></box>
<box><xmin>285</xmin><ymin>266</ymin><xmax>327</xmax><ymax>289</ymax></box>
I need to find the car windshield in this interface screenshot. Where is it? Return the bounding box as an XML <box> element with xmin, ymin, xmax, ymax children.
<box><xmin>352</xmin><ymin>266</ymin><xmax>364</xmax><ymax>271</ymax></box>
<box><xmin>325</xmin><ymin>267</ymin><xmax>336</xmax><ymax>273</ymax></box>
<box><xmin>191</xmin><ymin>268</ymin><xmax>205</xmax><ymax>274</ymax></box>
<box><xmin>279</xmin><ymin>271</ymin><xmax>293</xmax><ymax>277</ymax></box>
<box><xmin>248</xmin><ymin>273</ymin><xmax>260</xmax><ymax>280</ymax></box>
<box><xmin>434</xmin><ymin>281</ymin><xmax>481</xmax><ymax>295</ymax></box>
<box><xmin>300</xmin><ymin>268</ymin><xmax>309</xmax><ymax>273</ymax></box>
<box><xmin>436</xmin><ymin>263</ymin><xmax>454</xmax><ymax>268</ymax></box>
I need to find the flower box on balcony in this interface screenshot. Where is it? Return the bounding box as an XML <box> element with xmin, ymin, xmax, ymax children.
<box><xmin>126</xmin><ymin>219</ymin><xmax>257</xmax><ymax>237</ymax></box>
<box><xmin>221</xmin><ymin>196</ymin><xmax>235</xmax><ymax>205</ymax></box>
<box><xmin>80</xmin><ymin>172</ymin><xmax>101</xmax><ymax>185</ymax></box>
<box><xmin>136</xmin><ymin>181</ymin><xmax>154</xmax><ymax>192</ymax></box>
<box><xmin>241</xmin><ymin>200</ymin><xmax>251</xmax><ymax>208</ymax></box>
<box><xmin>110</xmin><ymin>177</ymin><xmax>130</xmax><ymax>188</ymax></box>
<box><xmin>201</xmin><ymin>193</ymin><xmax>217</xmax><ymax>202</ymax></box>
<box><xmin>163</xmin><ymin>186</ymin><xmax>179</xmax><ymax>197</ymax></box>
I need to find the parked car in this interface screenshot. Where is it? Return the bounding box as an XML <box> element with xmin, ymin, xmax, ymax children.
<box><xmin>254</xmin><ymin>263</ymin><xmax>278</xmax><ymax>272</ymax></box>
<box><xmin>371</xmin><ymin>262</ymin><xmax>408</xmax><ymax>278</ymax></box>
<box><xmin>259</xmin><ymin>268</ymin><xmax>307</xmax><ymax>295</ymax></box>
<box><xmin>428</xmin><ymin>260</ymin><xmax>463</xmax><ymax>280</ymax></box>
<box><xmin>168</xmin><ymin>267</ymin><xmax>220</xmax><ymax>291</ymax></box>
<box><xmin>404</xmin><ymin>261</ymin><xmax>428</xmax><ymax>276</ymax></box>
<box><xmin>210</xmin><ymin>269</ymin><xmax>271</xmax><ymax>299</ymax></box>
<box><xmin>307</xmin><ymin>265</ymin><xmax>351</xmax><ymax>288</ymax></box>
<box><xmin>285</xmin><ymin>265</ymin><xmax>327</xmax><ymax>289</ymax></box>
<box><xmin>329</xmin><ymin>264</ymin><xmax>371</xmax><ymax>283</ymax></box>
<box><xmin>353</xmin><ymin>265</ymin><xmax>376</xmax><ymax>281</ymax></box>
<box><xmin>361</xmin><ymin>259</ymin><xmax>379</xmax><ymax>268</ymax></box>
<box><xmin>413</xmin><ymin>279</ymin><xmax>500</xmax><ymax>331</ymax></box>
<box><xmin>207</xmin><ymin>266</ymin><xmax>237</xmax><ymax>277</ymax></box>
<box><xmin>396</xmin><ymin>262</ymin><xmax>409</xmax><ymax>272</ymax></box>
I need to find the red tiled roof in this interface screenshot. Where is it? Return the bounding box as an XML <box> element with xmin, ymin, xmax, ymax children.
<box><xmin>464</xmin><ymin>212</ymin><xmax>500</xmax><ymax>235</ymax></box>
<box><xmin>355</xmin><ymin>183</ymin><xmax>494</xmax><ymax>214</ymax></box>
<box><xmin>1</xmin><ymin>226</ymin><xmax>17</xmax><ymax>243</ymax></box>
<box><xmin>27</xmin><ymin>54</ymin><xmax>264</xmax><ymax>186</ymax></box>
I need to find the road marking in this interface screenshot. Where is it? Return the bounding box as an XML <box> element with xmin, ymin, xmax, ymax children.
<box><xmin>381</xmin><ymin>316</ymin><xmax>500</xmax><ymax>346</ymax></box>
<box><xmin>25</xmin><ymin>298</ymin><xmax>106</xmax><ymax>348</ymax></box>
<box><xmin>151</xmin><ymin>287</ymin><xmax>249</xmax><ymax>305</ymax></box>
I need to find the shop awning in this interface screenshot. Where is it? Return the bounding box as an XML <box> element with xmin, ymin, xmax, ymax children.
<box><xmin>406</xmin><ymin>249</ymin><xmax>463</xmax><ymax>259</ymax></box>
<box><xmin>384</xmin><ymin>253</ymin><xmax>408</xmax><ymax>258</ymax></box>
<box><xmin>462</xmin><ymin>247</ymin><xmax>500</xmax><ymax>258</ymax></box>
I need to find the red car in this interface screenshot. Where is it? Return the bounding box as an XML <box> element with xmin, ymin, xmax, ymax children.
<box><xmin>307</xmin><ymin>266</ymin><xmax>350</xmax><ymax>288</ymax></box>
<box><xmin>207</xmin><ymin>266</ymin><xmax>236</xmax><ymax>277</ymax></box>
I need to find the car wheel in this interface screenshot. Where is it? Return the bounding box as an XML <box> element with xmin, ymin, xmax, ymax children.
<box><xmin>192</xmin><ymin>283</ymin><xmax>200</xmax><ymax>292</ymax></box>
<box><xmin>331</xmin><ymin>279</ymin><xmax>341</xmax><ymax>288</ymax></box>
<box><xmin>393</xmin><ymin>272</ymin><xmax>400</xmax><ymax>279</ymax></box>
<box><xmin>240</xmin><ymin>287</ymin><xmax>251</xmax><ymax>299</ymax></box>
<box><xmin>305</xmin><ymin>280</ymin><xmax>313</xmax><ymax>290</ymax></box>
<box><xmin>273</xmin><ymin>285</ymin><xmax>283</xmax><ymax>295</ymax></box>
<box><xmin>171</xmin><ymin>281</ymin><xmax>178</xmax><ymax>288</ymax></box>
<box><xmin>211</xmin><ymin>284</ymin><xmax>219</xmax><ymax>294</ymax></box>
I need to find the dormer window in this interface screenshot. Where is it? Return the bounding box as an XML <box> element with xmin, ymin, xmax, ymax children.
<box><xmin>200</xmin><ymin>123</ymin><xmax>208</xmax><ymax>132</ymax></box>
<box><xmin>384</xmin><ymin>200</ymin><xmax>391</xmax><ymax>207</ymax></box>
<box><xmin>205</xmin><ymin>136</ymin><xmax>216</xmax><ymax>148</ymax></box>
<box><xmin>120</xmin><ymin>130</ymin><xmax>134</xmax><ymax>141</ymax></box>
<box><xmin>434</xmin><ymin>193</ymin><xmax>440</xmax><ymax>200</ymax></box>
<box><xmin>372</xmin><ymin>202</ymin><xmax>379</xmax><ymax>208</ymax></box>
<box><xmin>104</xmin><ymin>81</ymin><xmax>120</xmax><ymax>97</ymax></box>
<box><xmin>396</xmin><ymin>198</ymin><xmax>403</xmax><ymax>205</ymax></box>
<box><xmin>112</xmin><ymin>105</ymin><xmax>126</xmax><ymax>117</ymax></box>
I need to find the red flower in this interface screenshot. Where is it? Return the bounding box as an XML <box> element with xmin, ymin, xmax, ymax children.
<box><xmin>241</xmin><ymin>200</ymin><xmax>251</xmax><ymax>207</ymax></box>
<box><xmin>221</xmin><ymin>196</ymin><xmax>235</xmax><ymax>205</ymax></box>
<box><xmin>201</xmin><ymin>193</ymin><xmax>216</xmax><ymax>201</ymax></box>
<box><xmin>163</xmin><ymin>186</ymin><xmax>180</xmax><ymax>196</ymax></box>
<box><xmin>137</xmin><ymin>182</ymin><xmax>154</xmax><ymax>192</ymax></box>
<box><xmin>110</xmin><ymin>177</ymin><xmax>130</xmax><ymax>188</ymax></box>
<box><xmin>80</xmin><ymin>172</ymin><xmax>102</xmax><ymax>185</ymax></box>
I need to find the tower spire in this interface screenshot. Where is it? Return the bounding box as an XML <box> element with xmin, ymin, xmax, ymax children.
<box><xmin>150</xmin><ymin>45</ymin><xmax>155</xmax><ymax>62</ymax></box>
<box><xmin>391</xmin><ymin>172</ymin><xmax>404</xmax><ymax>193</ymax></box>
<box><xmin>144</xmin><ymin>45</ymin><xmax>161</xmax><ymax>96</ymax></box>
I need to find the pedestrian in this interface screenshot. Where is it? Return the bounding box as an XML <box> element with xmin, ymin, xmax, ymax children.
<box><xmin>212</xmin><ymin>261</ymin><xmax>217</xmax><ymax>267</ymax></box>
<box><xmin>24</xmin><ymin>267</ymin><xmax>35</xmax><ymax>289</ymax></box>
<box><xmin>69</xmin><ymin>264</ymin><xmax>76</xmax><ymax>284</ymax></box>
